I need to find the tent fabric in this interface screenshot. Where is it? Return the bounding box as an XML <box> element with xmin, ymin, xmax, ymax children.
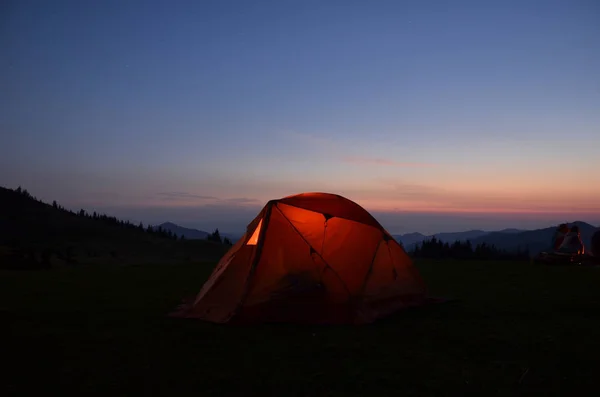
<box><xmin>172</xmin><ymin>192</ymin><xmax>429</xmax><ymax>324</ymax></box>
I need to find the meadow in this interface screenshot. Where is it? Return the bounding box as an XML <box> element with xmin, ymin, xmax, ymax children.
<box><xmin>3</xmin><ymin>260</ymin><xmax>600</xmax><ymax>396</ymax></box>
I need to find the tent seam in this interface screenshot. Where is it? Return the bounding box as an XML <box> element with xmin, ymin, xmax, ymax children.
<box><xmin>230</xmin><ymin>202</ymin><xmax>274</xmax><ymax>319</ymax></box>
<box><xmin>276</xmin><ymin>201</ymin><xmax>384</xmax><ymax>232</ymax></box>
<box><xmin>275</xmin><ymin>204</ymin><xmax>353</xmax><ymax>299</ymax></box>
<box><xmin>356</xmin><ymin>238</ymin><xmax>384</xmax><ymax>301</ymax></box>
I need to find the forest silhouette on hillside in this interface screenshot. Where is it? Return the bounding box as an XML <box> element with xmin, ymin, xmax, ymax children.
<box><xmin>0</xmin><ymin>186</ymin><xmax>231</xmax><ymax>269</ymax></box>
<box><xmin>409</xmin><ymin>237</ymin><xmax>530</xmax><ymax>261</ymax></box>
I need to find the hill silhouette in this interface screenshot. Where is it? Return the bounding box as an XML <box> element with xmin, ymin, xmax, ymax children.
<box><xmin>406</xmin><ymin>223</ymin><xmax>595</xmax><ymax>261</ymax></box>
<box><xmin>470</xmin><ymin>221</ymin><xmax>599</xmax><ymax>255</ymax></box>
<box><xmin>158</xmin><ymin>222</ymin><xmax>209</xmax><ymax>240</ymax></box>
<box><xmin>158</xmin><ymin>222</ymin><xmax>242</xmax><ymax>244</ymax></box>
<box><xmin>0</xmin><ymin>186</ymin><xmax>230</xmax><ymax>269</ymax></box>
<box><xmin>397</xmin><ymin>223</ymin><xmax>599</xmax><ymax>255</ymax></box>
<box><xmin>394</xmin><ymin>228</ymin><xmax>526</xmax><ymax>251</ymax></box>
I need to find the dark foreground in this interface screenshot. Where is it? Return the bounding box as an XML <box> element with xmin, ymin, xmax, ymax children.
<box><xmin>3</xmin><ymin>260</ymin><xmax>600</xmax><ymax>396</ymax></box>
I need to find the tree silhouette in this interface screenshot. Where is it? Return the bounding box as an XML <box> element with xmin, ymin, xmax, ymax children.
<box><xmin>207</xmin><ymin>228</ymin><xmax>222</xmax><ymax>243</ymax></box>
<box><xmin>409</xmin><ymin>238</ymin><xmax>529</xmax><ymax>261</ymax></box>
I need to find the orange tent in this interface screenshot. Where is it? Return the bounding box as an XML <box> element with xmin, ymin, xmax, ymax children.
<box><xmin>172</xmin><ymin>192</ymin><xmax>429</xmax><ymax>324</ymax></box>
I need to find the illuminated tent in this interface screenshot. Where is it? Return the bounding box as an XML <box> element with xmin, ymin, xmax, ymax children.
<box><xmin>172</xmin><ymin>192</ymin><xmax>429</xmax><ymax>324</ymax></box>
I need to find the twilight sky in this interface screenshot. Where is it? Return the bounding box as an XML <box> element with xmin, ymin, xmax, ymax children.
<box><xmin>1</xmin><ymin>0</ymin><xmax>599</xmax><ymax>234</ymax></box>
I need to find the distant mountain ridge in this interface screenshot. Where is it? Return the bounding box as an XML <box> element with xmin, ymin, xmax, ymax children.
<box><xmin>470</xmin><ymin>221</ymin><xmax>599</xmax><ymax>255</ymax></box>
<box><xmin>158</xmin><ymin>222</ymin><xmax>209</xmax><ymax>239</ymax></box>
<box><xmin>393</xmin><ymin>228</ymin><xmax>526</xmax><ymax>250</ymax></box>
<box><xmin>158</xmin><ymin>222</ymin><xmax>242</xmax><ymax>243</ymax></box>
<box><xmin>394</xmin><ymin>222</ymin><xmax>599</xmax><ymax>255</ymax></box>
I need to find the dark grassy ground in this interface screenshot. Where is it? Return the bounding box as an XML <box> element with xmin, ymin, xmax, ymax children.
<box><xmin>3</xmin><ymin>260</ymin><xmax>600</xmax><ymax>396</ymax></box>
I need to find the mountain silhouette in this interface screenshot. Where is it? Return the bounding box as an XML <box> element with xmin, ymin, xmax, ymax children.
<box><xmin>395</xmin><ymin>223</ymin><xmax>599</xmax><ymax>255</ymax></box>
<box><xmin>497</xmin><ymin>228</ymin><xmax>525</xmax><ymax>234</ymax></box>
<box><xmin>158</xmin><ymin>222</ymin><xmax>242</xmax><ymax>243</ymax></box>
<box><xmin>158</xmin><ymin>222</ymin><xmax>209</xmax><ymax>239</ymax></box>
<box><xmin>394</xmin><ymin>229</ymin><xmax>517</xmax><ymax>250</ymax></box>
<box><xmin>470</xmin><ymin>221</ymin><xmax>599</xmax><ymax>255</ymax></box>
<box><xmin>394</xmin><ymin>232</ymin><xmax>428</xmax><ymax>247</ymax></box>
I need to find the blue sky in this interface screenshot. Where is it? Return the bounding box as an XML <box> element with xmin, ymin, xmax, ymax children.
<box><xmin>1</xmin><ymin>0</ymin><xmax>599</xmax><ymax>234</ymax></box>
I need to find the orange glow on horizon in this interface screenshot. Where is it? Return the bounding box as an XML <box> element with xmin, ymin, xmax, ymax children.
<box><xmin>140</xmin><ymin>196</ymin><xmax>600</xmax><ymax>216</ymax></box>
<box><xmin>354</xmin><ymin>200</ymin><xmax>600</xmax><ymax>215</ymax></box>
<box><xmin>98</xmin><ymin>180</ymin><xmax>600</xmax><ymax>219</ymax></box>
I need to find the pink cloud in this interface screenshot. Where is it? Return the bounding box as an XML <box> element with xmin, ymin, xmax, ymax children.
<box><xmin>149</xmin><ymin>192</ymin><xmax>262</xmax><ymax>207</ymax></box>
<box><xmin>342</xmin><ymin>156</ymin><xmax>436</xmax><ymax>168</ymax></box>
<box><xmin>338</xmin><ymin>182</ymin><xmax>600</xmax><ymax>216</ymax></box>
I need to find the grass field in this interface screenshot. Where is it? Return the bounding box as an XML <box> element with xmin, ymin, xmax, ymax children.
<box><xmin>3</xmin><ymin>260</ymin><xmax>600</xmax><ymax>396</ymax></box>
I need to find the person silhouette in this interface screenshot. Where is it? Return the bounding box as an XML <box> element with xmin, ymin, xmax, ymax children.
<box><xmin>551</xmin><ymin>223</ymin><xmax>569</xmax><ymax>251</ymax></box>
<box><xmin>557</xmin><ymin>225</ymin><xmax>585</xmax><ymax>255</ymax></box>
